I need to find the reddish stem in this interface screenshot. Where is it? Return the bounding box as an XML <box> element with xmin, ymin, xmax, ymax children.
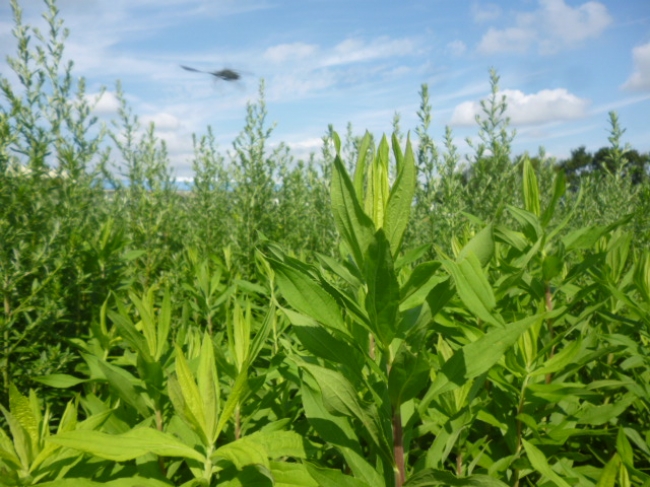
<box><xmin>393</xmin><ymin>411</ymin><xmax>405</xmax><ymax>487</ymax></box>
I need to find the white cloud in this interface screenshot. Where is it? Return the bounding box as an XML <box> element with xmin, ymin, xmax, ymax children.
<box><xmin>266</xmin><ymin>71</ymin><xmax>337</xmax><ymax>101</ymax></box>
<box><xmin>478</xmin><ymin>0</ymin><xmax>612</xmax><ymax>55</ymax></box>
<box><xmin>451</xmin><ymin>88</ymin><xmax>590</xmax><ymax>126</ymax></box>
<box><xmin>479</xmin><ymin>27</ymin><xmax>535</xmax><ymax>54</ymax></box>
<box><xmin>87</xmin><ymin>91</ymin><xmax>120</xmax><ymax>115</ymax></box>
<box><xmin>622</xmin><ymin>42</ymin><xmax>650</xmax><ymax>92</ymax></box>
<box><xmin>264</xmin><ymin>42</ymin><xmax>318</xmax><ymax>63</ymax></box>
<box><xmin>471</xmin><ymin>3</ymin><xmax>502</xmax><ymax>23</ymax></box>
<box><xmin>141</xmin><ymin>112</ymin><xmax>181</xmax><ymax>132</ymax></box>
<box><xmin>446</xmin><ymin>40</ymin><xmax>467</xmax><ymax>57</ymax></box>
<box><xmin>322</xmin><ymin>37</ymin><xmax>415</xmax><ymax>67</ymax></box>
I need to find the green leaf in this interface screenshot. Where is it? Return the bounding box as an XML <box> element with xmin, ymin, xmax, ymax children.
<box><xmin>353</xmin><ymin>132</ymin><xmax>372</xmax><ymax>202</ymax></box>
<box><xmin>616</xmin><ymin>428</ymin><xmax>634</xmax><ymax>466</ymax></box>
<box><xmin>305</xmin><ymin>463</ymin><xmax>373</xmax><ymax>487</ymax></box>
<box><xmin>442</xmin><ymin>253</ymin><xmax>502</xmax><ymax>328</ymax></box>
<box><xmin>562</xmin><ymin>225</ymin><xmax>608</xmax><ymax>251</ymax></box>
<box><xmin>0</xmin><ymin>427</ymin><xmax>21</xmax><ymax>469</ymax></box>
<box><xmin>522</xmin><ymin>156</ymin><xmax>541</xmax><ymax>217</ymax></box>
<box><xmin>170</xmin><ymin>345</ymin><xmax>207</xmax><ymax>443</ymax></box>
<box><xmin>596</xmin><ymin>453</ymin><xmax>621</xmax><ymax>487</ymax></box>
<box><xmin>300</xmin><ymin>378</ymin><xmax>384</xmax><ymax>487</ymax></box>
<box><xmin>197</xmin><ymin>333</ymin><xmax>219</xmax><ymax>444</ymax></box>
<box><xmin>246</xmin><ymin>430</ymin><xmax>307</xmax><ymax>459</ymax></box>
<box><xmin>247</xmin><ymin>303</ymin><xmax>275</xmax><ymax>367</ymax></box>
<box><xmin>420</xmin><ymin>313</ymin><xmax>543</xmax><ymax>410</ymax></box>
<box><xmin>507</xmin><ymin>206</ymin><xmax>542</xmax><ymax>243</ymax></box>
<box><xmin>457</xmin><ymin>224</ymin><xmax>494</xmax><ymax>267</ymax></box>
<box><xmin>404</xmin><ymin>469</ymin><xmax>509</xmax><ymax>486</ymax></box>
<box><xmin>388</xmin><ymin>344</ymin><xmax>430</xmax><ymax>409</ymax></box>
<box><xmin>300</xmin><ymin>363</ymin><xmax>389</xmax><ymax>461</ymax></box>
<box><xmin>97</xmin><ymin>360</ymin><xmax>151</xmax><ymax>418</ymax></box>
<box><xmin>576</xmin><ymin>392</ymin><xmax>636</xmax><ymax>425</ymax></box>
<box><xmin>541</xmin><ymin>169</ymin><xmax>566</xmax><ymax>227</ymax></box>
<box><xmin>425</xmin><ymin>277</ymin><xmax>454</xmax><ymax>318</ymax></box>
<box><xmin>384</xmin><ymin>137</ymin><xmax>416</xmax><ymax>255</ymax></box>
<box><xmin>271</xmin><ymin>259</ymin><xmax>349</xmax><ymax>337</ymax></box>
<box><xmin>37</xmin><ymin>477</ymin><xmax>173</xmax><ymax>487</ymax></box>
<box><xmin>284</xmin><ymin>308</ymin><xmax>364</xmax><ymax>372</ymax></box>
<box><xmin>216</xmin><ymin>369</ymin><xmax>249</xmax><ymax>440</ymax></box>
<box><xmin>331</xmin><ymin>154</ymin><xmax>376</xmax><ymax>267</ymax></box>
<box><xmin>212</xmin><ymin>436</ymin><xmax>269</xmax><ymax>470</ymax></box>
<box><xmin>364</xmin><ymin>229</ymin><xmax>400</xmax><ymax>346</ymax></box>
<box><xmin>32</xmin><ymin>374</ymin><xmax>87</xmax><ymax>388</ymax></box>
<box><xmin>531</xmin><ymin>338</ymin><xmax>581</xmax><ymax>377</ymax></box>
<box><xmin>157</xmin><ymin>288</ymin><xmax>172</xmax><ymax>360</ymax></box>
<box><xmin>47</xmin><ymin>428</ymin><xmax>206</xmax><ymax>462</ymax></box>
<box><xmin>522</xmin><ymin>439</ymin><xmax>571</xmax><ymax>487</ymax></box>
<box><xmin>400</xmin><ymin>261</ymin><xmax>444</xmax><ymax>311</ymax></box>
<box><xmin>130</xmin><ymin>290</ymin><xmax>157</xmax><ymax>359</ymax></box>
<box><xmin>270</xmin><ymin>461</ymin><xmax>319</xmax><ymax>487</ymax></box>
<box><xmin>366</xmin><ymin>135</ymin><xmax>390</xmax><ymax>228</ymax></box>
<box><xmin>8</xmin><ymin>383</ymin><xmax>38</xmax><ymax>446</ymax></box>
<box><xmin>108</xmin><ymin>308</ymin><xmax>154</xmax><ymax>363</ymax></box>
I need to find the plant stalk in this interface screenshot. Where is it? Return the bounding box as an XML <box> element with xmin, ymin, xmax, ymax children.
<box><xmin>393</xmin><ymin>411</ymin><xmax>405</xmax><ymax>487</ymax></box>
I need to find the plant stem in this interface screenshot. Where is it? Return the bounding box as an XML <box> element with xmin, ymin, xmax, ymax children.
<box><xmin>155</xmin><ymin>407</ymin><xmax>167</xmax><ymax>475</ymax></box>
<box><xmin>235</xmin><ymin>403</ymin><xmax>241</xmax><ymax>440</ymax></box>
<box><xmin>545</xmin><ymin>282</ymin><xmax>555</xmax><ymax>384</ymax></box>
<box><xmin>3</xmin><ymin>289</ymin><xmax>10</xmax><ymax>392</ymax></box>
<box><xmin>393</xmin><ymin>411</ymin><xmax>405</xmax><ymax>487</ymax></box>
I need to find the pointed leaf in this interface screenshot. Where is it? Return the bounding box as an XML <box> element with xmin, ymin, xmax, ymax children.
<box><xmin>522</xmin><ymin>156</ymin><xmax>541</xmax><ymax>217</ymax></box>
<box><xmin>247</xmin><ymin>430</ymin><xmax>307</xmax><ymax>459</ymax></box>
<box><xmin>364</xmin><ymin>229</ymin><xmax>400</xmax><ymax>346</ymax></box>
<box><xmin>47</xmin><ymin>428</ymin><xmax>205</xmax><ymax>462</ymax></box>
<box><xmin>541</xmin><ymin>169</ymin><xmax>566</xmax><ymax>227</ymax></box>
<box><xmin>458</xmin><ymin>224</ymin><xmax>494</xmax><ymax>267</ymax></box>
<box><xmin>300</xmin><ymin>379</ymin><xmax>384</xmax><ymax>487</ymax></box>
<box><xmin>331</xmin><ymin>154</ymin><xmax>376</xmax><ymax>267</ymax></box>
<box><xmin>270</xmin><ymin>461</ymin><xmax>319</xmax><ymax>487</ymax></box>
<box><xmin>388</xmin><ymin>345</ymin><xmax>430</xmax><ymax>409</ymax></box>
<box><xmin>384</xmin><ymin>137</ymin><xmax>416</xmax><ymax>255</ymax></box>
<box><xmin>442</xmin><ymin>253</ymin><xmax>502</xmax><ymax>328</ymax></box>
<box><xmin>522</xmin><ymin>439</ymin><xmax>571</xmax><ymax>487</ymax></box>
<box><xmin>271</xmin><ymin>259</ymin><xmax>348</xmax><ymax>336</ymax></box>
<box><xmin>173</xmin><ymin>345</ymin><xmax>207</xmax><ymax>442</ymax></box>
<box><xmin>306</xmin><ymin>463</ymin><xmax>373</xmax><ymax>487</ymax></box>
<box><xmin>404</xmin><ymin>468</ymin><xmax>509</xmax><ymax>486</ymax></box>
<box><xmin>97</xmin><ymin>360</ymin><xmax>151</xmax><ymax>418</ymax></box>
<box><xmin>32</xmin><ymin>374</ymin><xmax>87</xmax><ymax>388</ymax></box>
<box><xmin>300</xmin><ymin>363</ymin><xmax>389</xmax><ymax>460</ymax></box>
<box><xmin>353</xmin><ymin>132</ymin><xmax>373</xmax><ymax>202</ymax></box>
<box><xmin>212</xmin><ymin>436</ymin><xmax>269</xmax><ymax>470</ymax></box>
<box><xmin>197</xmin><ymin>333</ymin><xmax>220</xmax><ymax>443</ymax></box>
<box><xmin>420</xmin><ymin>313</ymin><xmax>544</xmax><ymax>410</ymax></box>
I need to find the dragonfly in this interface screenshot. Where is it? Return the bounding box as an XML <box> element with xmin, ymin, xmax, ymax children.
<box><xmin>180</xmin><ymin>65</ymin><xmax>242</xmax><ymax>81</ymax></box>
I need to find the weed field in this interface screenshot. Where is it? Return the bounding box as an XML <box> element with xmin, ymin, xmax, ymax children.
<box><xmin>1</xmin><ymin>1</ymin><xmax>650</xmax><ymax>486</ymax></box>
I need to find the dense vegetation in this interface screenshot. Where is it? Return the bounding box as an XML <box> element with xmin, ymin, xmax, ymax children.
<box><xmin>1</xmin><ymin>1</ymin><xmax>650</xmax><ymax>486</ymax></box>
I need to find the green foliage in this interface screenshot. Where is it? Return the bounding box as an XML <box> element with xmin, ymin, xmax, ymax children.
<box><xmin>2</xmin><ymin>1</ymin><xmax>650</xmax><ymax>486</ymax></box>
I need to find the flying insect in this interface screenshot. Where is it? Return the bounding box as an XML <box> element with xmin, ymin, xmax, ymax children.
<box><xmin>180</xmin><ymin>65</ymin><xmax>241</xmax><ymax>81</ymax></box>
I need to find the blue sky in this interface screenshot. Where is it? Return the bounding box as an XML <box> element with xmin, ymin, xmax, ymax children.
<box><xmin>1</xmin><ymin>0</ymin><xmax>649</xmax><ymax>178</ymax></box>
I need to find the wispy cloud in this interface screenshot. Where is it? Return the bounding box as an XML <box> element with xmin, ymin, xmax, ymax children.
<box><xmin>622</xmin><ymin>42</ymin><xmax>650</xmax><ymax>92</ymax></box>
<box><xmin>471</xmin><ymin>3</ymin><xmax>502</xmax><ymax>23</ymax></box>
<box><xmin>321</xmin><ymin>37</ymin><xmax>416</xmax><ymax>67</ymax></box>
<box><xmin>264</xmin><ymin>42</ymin><xmax>319</xmax><ymax>63</ymax></box>
<box><xmin>86</xmin><ymin>91</ymin><xmax>121</xmax><ymax>115</ymax></box>
<box><xmin>451</xmin><ymin>88</ymin><xmax>590</xmax><ymax>126</ymax></box>
<box><xmin>478</xmin><ymin>0</ymin><xmax>612</xmax><ymax>55</ymax></box>
<box><xmin>446</xmin><ymin>40</ymin><xmax>467</xmax><ymax>57</ymax></box>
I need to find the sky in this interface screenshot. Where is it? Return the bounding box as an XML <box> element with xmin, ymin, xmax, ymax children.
<box><xmin>0</xmin><ymin>0</ymin><xmax>649</xmax><ymax>179</ymax></box>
